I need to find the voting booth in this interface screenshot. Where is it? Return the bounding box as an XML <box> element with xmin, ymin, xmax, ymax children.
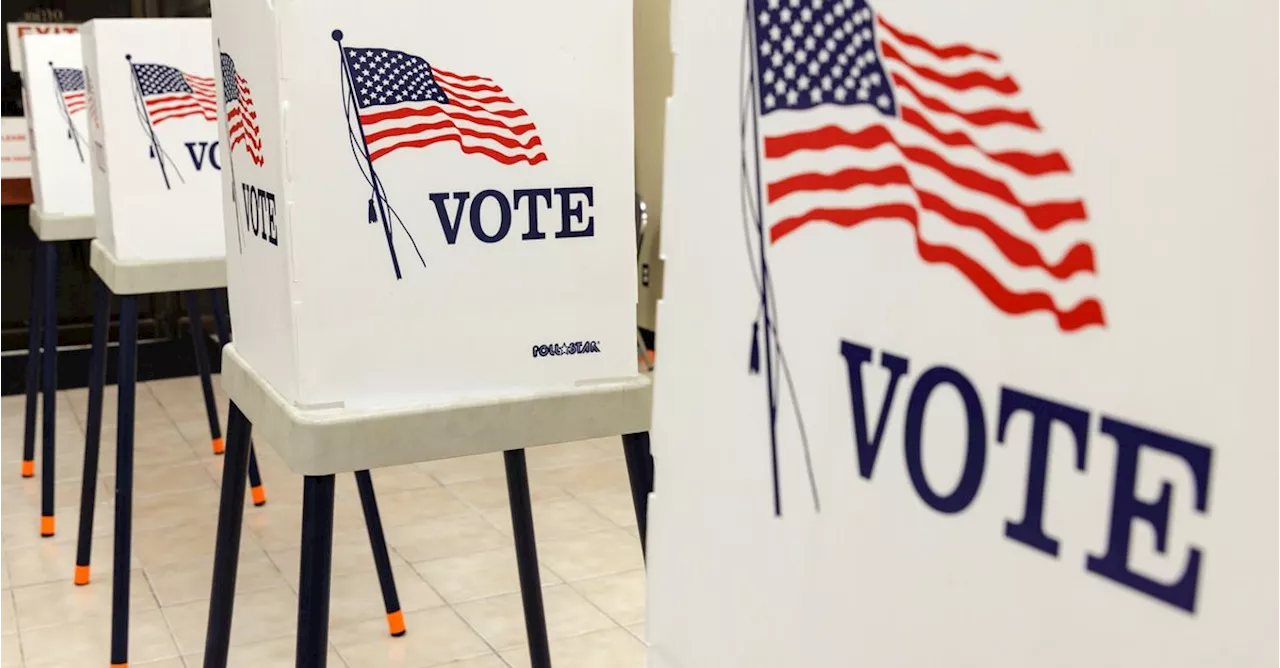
<box><xmin>21</xmin><ymin>33</ymin><xmax>92</xmax><ymax>217</ymax></box>
<box><xmin>201</xmin><ymin>2</ymin><xmax>649</xmax><ymax>667</ymax></box>
<box><xmin>648</xmin><ymin>0</ymin><xmax>1277</xmax><ymax>666</ymax></box>
<box><xmin>82</xmin><ymin>18</ymin><xmax>225</xmax><ymax>262</ymax></box>
<box><xmin>213</xmin><ymin>0</ymin><xmax>638</xmax><ymax>411</ymax></box>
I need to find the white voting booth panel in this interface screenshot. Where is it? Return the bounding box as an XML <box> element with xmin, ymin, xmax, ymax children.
<box><xmin>211</xmin><ymin>0</ymin><xmax>637</xmax><ymax>410</ymax></box>
<box><xmin>82</xmin><ymin>18</ymin><xmax>226</xmax><ymax>263</ymax></box>
<box><xmin>649</xmin><ymin>0</ymin><xmax>1277</xmax><ymax>666</ymax></box>
<box><xmin>21</xmin><ymin>34</ymin><xmax>93</xmax><ymax>218</ymax></box>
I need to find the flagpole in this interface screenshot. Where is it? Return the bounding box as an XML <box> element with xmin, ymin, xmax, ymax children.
<box><xmin>333</xmin><ymin>30</ymin><xmax>402</xmax><ymax>280</ymax></box>
<box><xmin>220</xmin><ymin>42</ymin><xmax>244</xmax><ymax>253</ymax></box>
<box><xmin>50</xmin><ymin>61</ymin><xmax>84</xmax><ymax>162</ymax></box>
<box><xmin>126</xmin><ymin>55</ymin><xmax>170</xmax><ymax>190</ymax></box>
<box><xmin>744</xmin><ymin>2</ymin><xmax>781</xmax><ymax>517</ymax></box>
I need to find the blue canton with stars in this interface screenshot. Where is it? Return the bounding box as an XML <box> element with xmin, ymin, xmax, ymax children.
<box><xmin>343</xmin><ymin>47</ymin><xmax>450</xmax><ymax>109</ymax></box>
<box><xmin>53</xmin><ymin>67</ymin><xmax>84</xmax><ymax>93</ymax></box>
<box><xmin>220</xmin><ymin>54</ymin><xmax>239</xmax><ymax>104</ymax></box>
<box><xmin>751</xmin><ymin>0</ymin><xmax>897</xmax><ymax>117</ymax></box>
<box><xmin>132</xmin><ymin>63</ymin><xmax>194</xmax><ymax>97</ymax></box>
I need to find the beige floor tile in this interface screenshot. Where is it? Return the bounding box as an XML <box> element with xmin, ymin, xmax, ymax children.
<box><xmin>327</xmin><ymin>563</ymin><xmax>445</xmax><ymax>628</ymax></box>
<box><xmin>161</xmin><ymin>582</ymin><xmax>297</xmax><ymax>655</ymax></box>
<box><xmin>369</xmin><ymin>487</ymin><xmax>471</xmax><ymax>529</ymax></box>
<box><xmin>135</xmin><ymin>657</ymin><xmax>187</xmax><ymax>667</ymax></box>
<box><xmin>524</xmin><ymin>440</ymin><xmax>617</xmax><ymax>470</ymax></box>
<box><xmin>532</xmin><ymin>461</ymin><xmax>630</xmax><ymax>497</ymax></box>
<box><xmin>480</xmin><ymin>498</ymin><xmax>614</xmax><ymax>541</ymax></box>
<box><xmin>572</xmin><ymin>491</ymin><xmax>639</xmax><ymax>529</ymax></box>
<box><xmin>19</xmin><ymin>609</ymin><xmax>178</xmax><ymax>668</ymax></box>
<box><xmin>183</xmin><ymin>635</ymin><xmax>344</xmax><ymax>668</ymax></box>
<box><xmin>101</xmin><ymin>461</ymin><xmax>216</xmax><ymax>499</ymax></box>
<box><xmin>626</xmin><ymin>623</ymin><xmax>644</xmax><ymax>642</ymax></box>
<box><xmin>536</xmin><ymin>529</ymin><xmax>644</xmax><ymax>583</ymax></box>
<box><xmin>433</xmin><ymin>656</ymin><xmax>508</xmax><ymax>668</ymax></box>
<box><xmin>4</xmin><ymin>536</ymin><xmax>140</xmax><ymax>588</ymax></box>
<box><xmin>348</xmin><ymin>466</ymin><xmax>442</xmax><ymax>496</ymax></box>
<box><xmin>417</xmin><ymin>453</ymin><xmax>505</xmax><ymax>486</ymax></box>
<box><xmin>571</xmin><ymin>570</ymin><xmax>645</xmax><ymax>627</ymax></box>
<box><xmin>1</xmin><ymin>592</ymin><xmax>14</xmax><ymax>636</ymax></box>
<box><xmin>453</xmin><ymin>584</ymin><xmax>614</xmax><ymax>650</ymax></box>
<box><xmin>411</xmin><ymin>548</ymin><xmax>560</xmax><ymax>605</ymax></box>
<box><xmin>385</xmin><ymin>512</ymin><xmax>509</xmax><ymax>564</ymax></box>
<box><xmin>132</xmin><ymin>518</ymin><xmax>263</xmax><ymax>570</ymax></box>
<box><xmin>268</xmin><ymin>528</ymin><xmax>407</xmax><ymax>588</ymax></box>
<box><xmin>331</xmin><ymin>606</ymin><xmax>491</xmax><ymax>668</ymax></box>
<box><xmin>444</xmin><ymin>476</ymin><xmax>567</xmax><ymax>511</ymax></box>
<box><xmin>1</xmin><ymin>633</ymin><xmax>22</xmax><ymax>668</ymax></box>
<box><xmin>132</xmin><ymin>486</ymin><xmax>223</xmax><ymax>532</ymax></box>
<box><xmin>11</xmin><ymin>568</ymin><xmax>156</xmax><ymax>631</ymax></box>
<box><xmin>500</xmin><ymin>628</ymin><xmax>645</xmax><ymax>668</ymax></box>
<box><xmin>144</xmin><ymin>552</ymin><xmax>287</xmax><ymax>608</ymax></box>
<box><xmin>244</xmin><ymin>503</ymin><xmax>365</xmax><ymax>552</ymax></box>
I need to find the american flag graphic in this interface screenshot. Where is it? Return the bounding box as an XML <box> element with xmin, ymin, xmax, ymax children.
<box><xmin>341</xmin><ymin>45</ymin><xmax>547</xmax><ymax>165</ymax></box>
<box><xmin>748</xmin><ymin>0</ymin><xmax>1104</xmax><ymax>331</ymax></box>
<box><xmin>53</xmin><ymin>67</ymin><xmax>86</xmax><ymax>114</ymax></box>
<box><xmin>132</xmin><ymin>62</ymin><xmax>218</xmax><ymax>125</ymax></box>
<box><xmin>220</xmin><ymin>54</ymin><xmax>263</xmax><ymax>166</ymax></box>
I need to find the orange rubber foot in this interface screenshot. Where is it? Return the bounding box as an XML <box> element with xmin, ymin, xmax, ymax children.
<box><xmin>40</xmin><ymin>516</ymin><xmax>55</xmax><ymax>537</ymax></box>
<box><xmin>251</xmin><ymin>484</ymin><xmax>267</xmax><ymax>506</ymax></box>
<box><xmin>211</xmin><ymin>437</ymin><xmax>225</xmax><ymax>455</ymax></box>
<box><xmin>110</xmin><ymin>662</ymin><xmax>128</xmax><ymax>668</ymax></box>
<box><xmin>387</xmin><ymin>610</ymin><xmax>406</xmax><ymax>637</ymax></box>
<box><xmin>21</xmin><ymin>460</ymin><xmax>34</xmax><ymax>478</ymax></box>
<box><xmin>74</xmin><ymin>564</ymin><xmax>91</xmax><ymax>586</ymax></box>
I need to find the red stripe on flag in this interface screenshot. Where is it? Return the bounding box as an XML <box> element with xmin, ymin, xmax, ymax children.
<box><xmin>366</xmin><ymin>118</ymin><xmax>544</xmax><ymax>151</ymax></box>
<box><xmin>359</xmin><ymin>105</ymin><xmax>537</xmax><ymax>136</ymax></box>
<box><xmin>876</xmin><ymin>16</ymin><xmax>999</xmax><ymax>61</ymax></box>
<box><xmin>899</xmin><ymin>106</ymin><xmax>1069</xmax><ymax>176</ymax></box>
<box><xmin>892</xmin><ymin>73</ymin><xmax>1038</xmax><ymax>129</ymax></box>
<box><xmin>369</xmin><ymin>133</ymin><xmax>547</xmax><ymax>164</ymax></box>
<box><xmin>879</xmin><ymin>40</ymin><xmax>1018</xmax><ymax>94</ymax></box>
<box><xmin>769</xmin><ymin>205</ymin><xmax>1105</xmax><ymax>331</ymax></box>
<box><xmin>768</xmin><ymin>165</ymin><xmax>911</xmax><ymax>203</ymax></box>
<box><xmin>432</xmin><ymin>67</ymin><xmax>494</xmax><ymax>84</ymax></box>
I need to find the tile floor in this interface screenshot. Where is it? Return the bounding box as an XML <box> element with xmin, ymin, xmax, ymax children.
<box><xmin>0</xmin><ymin>376</ymin><xmax>647</xmax><ymax>667</ymax></box>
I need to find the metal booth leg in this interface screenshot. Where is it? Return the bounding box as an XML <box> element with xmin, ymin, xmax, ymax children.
<box><xmin>202</xmin><ymin>403</ymin><xmax>254</xmax><ymax>668</ymax></box>
<box><xmin>620</xmin><ymin>431</ymin><xmax>653</xmax><ymax>558</ymax></box>
<box><xmin>208</xmin><ymin>290</ymin><xmax>267</xmax><ymax>506</ymax></box>
<box><xmin>504</xmin><ymin>449</ymin><xmax>551</xmax><ymax>668</ymax></box>
<box><xmin>110</xmin><ymin>295</ymin><xmax>139</xmax><ymax>668</ymax></box>
<box><xmin>74</xmin><ymin>279</ymin><xmax>111</xmax><ymax>585</ymax></box>
<box><xmin>296</xmin><ymin>474</ymin><xmax>337</xmax><ymax>668</ymax></box>
<box><xmin>21</xmin><ymin>242</ymin><xmax>44</xmax><ymax>479</ymax></box>
<box><xmin>354</xmin><ymin>470</ymin><xmax>406</xmax><ymax>637</ymax></box>
<box><xmin>184</xmin><ymin>292</ymin><xmax>225</xmax><ymax>456</ymax></box>
<box><xmin>39</xmin><ymin>241</ymin><xmax>59</xmax><ymax>536</ymax></box>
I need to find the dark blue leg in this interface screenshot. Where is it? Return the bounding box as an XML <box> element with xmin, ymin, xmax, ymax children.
<box><xmin>296</xmin><ymin>474</ymin><xmax>336</xmax><ymax>668</ymax></box>
<box><xmin>621</xmin><ymin>431</ymin><xmax>652</xmax><ymax>558</ymax></box>
<box><xmin>110</xmin><ymin>295</ymin><xmax>138</xmax><ymax>668</ymax></box>
<box><xmin>39</xmin><ymin>242</ymin><xmax>58</xmax><ymax>536</ymax></box>
<box><xmin>74</xmin><ymin>279</ymin><xmax>110</xmax><ymax>584</ymax></box>
<box><xmin>355</xmin><ymin>470</ymin><xmax>405</xmax><ymax>636</ymax></box>
<box><xmin>21</xmin><ymin>245</ymin><xmax>43</xmax><ymax>479</ymax></box>
<box><xmin>207</xmin><ymin>290</ymin><xmax>266</xmax><ymax>505</ymax></box>
<box><xmin>505</xmin><ymin>449</ymin><xmax>551</xmax><ymax>668</ymax></box>
<box><xmin>184</xmin><ymin>292</ymin><xmax>223</xmax><ymax>455</ymax></box>
<box><xmin>202</xmin><ymin>403</ymin><xmax>253</xmax><ymax>668</ymax></box>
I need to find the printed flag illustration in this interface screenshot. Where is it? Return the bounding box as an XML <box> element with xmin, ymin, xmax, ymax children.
<box><xmin>131</xmin><ymin>61</ymin><xmax>218</xmax><ymax>125</ymax></box>
<box><xmin>51</xmin><ymin>64</ymin><xmax>88</xmax><ymax>162</ymax></box>
<box><xmin>127</xmin><ymin>57</ymin><xmax>217</xmax><ymax>189</ymax></box>
<box><xmin>745</xmin><ymin>0</ymin><xmax>1105</xmax><ymax>332</ymax></box>
<box><xmin>220</xmin><ymin>53</ymin><xmax>263</xmax><ymax>166</ymax></box>
<box><xmin>333</xmin><ymin>29</ymin><xmax>548</xmax><ymax>280</ymax></box>
<box><xmin>53</xmin><ymin>67</ymin><xmax>87</xmax><ymax>115</ymax></box>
